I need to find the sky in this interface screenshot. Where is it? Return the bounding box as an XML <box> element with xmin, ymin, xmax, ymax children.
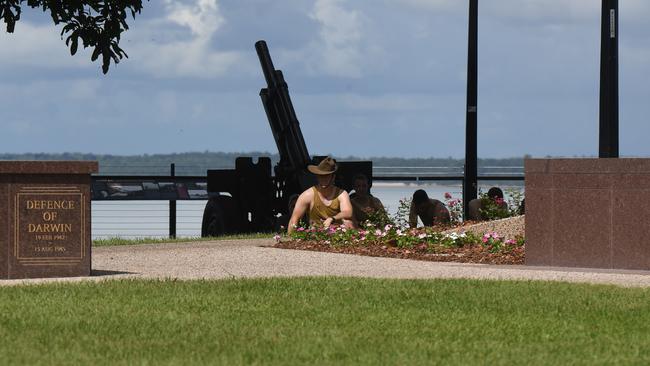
<box><xmin>1</xmin><ymin>0</ymin><xmax>649</xmax><ymax>159</ymax></box>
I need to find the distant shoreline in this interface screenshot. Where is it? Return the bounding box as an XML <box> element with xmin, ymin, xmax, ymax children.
<box><xmin>0</xmin><ymin>152</ymin><xmax>526</xmax><ymax>176</ymax></box>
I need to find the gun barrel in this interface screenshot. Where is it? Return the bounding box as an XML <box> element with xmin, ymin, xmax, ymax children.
<box><xmin>256</xmin><ymin>40</ymin><xmax>312</xmax><ymax>179</ymax></box>
<box><xmin>255</xmin><ymin>40</ymin><xmax>278</xmax><ymax>88</ymax></box>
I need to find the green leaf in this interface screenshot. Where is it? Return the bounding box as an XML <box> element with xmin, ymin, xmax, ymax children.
<box><xmin>70</xmin><ymin>37</ymin><xmax>78</xmax><ymax>55</ymax></box>
<box><xmin>91</xmin><ymin>47</ymin><xmax>101</xmax><ymax>62</ymax></box>
<box><xmin>102</xmin><ymin>51</ymin><xmax>110</xmax><ymax>74</ymax></box>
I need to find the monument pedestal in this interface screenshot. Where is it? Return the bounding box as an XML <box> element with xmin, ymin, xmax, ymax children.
<box><xmin>525</xmin><ymin>158</ymin><xmax>650</xmax><ymax>270</ymax></box>
<box><xmin>0</xmin><ymin>161</ymin><xmax>98</xmax><ymax>279</ymax></box>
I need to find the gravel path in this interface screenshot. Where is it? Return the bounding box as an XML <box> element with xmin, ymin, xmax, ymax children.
<box><xmin>3</xmin><ymin>238</ymin><xmax>650</xmax><ymax>287</ymax></box>
<box><xmin>444</xmin><ymin>215</ymin><xmax>525</xmax><ymax>239</ymax></box>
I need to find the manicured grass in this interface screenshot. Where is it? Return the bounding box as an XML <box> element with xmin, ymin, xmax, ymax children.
<box><xmin>1</xmin><ymin>277</ymin><xmax>649</xmax><ymax>365</ymax></box>
<box><xmin>92</xmin><ymin>232</ymin><xmax>273</xmax><ymax>247</ymax></box>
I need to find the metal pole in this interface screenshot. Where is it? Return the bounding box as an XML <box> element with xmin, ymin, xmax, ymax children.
<box><xmin>169</xmin><ymin>163</ymin><xmax>177</xmax><ymax>239</ymax></box>
<box><xmin>599</xmin><ymin>0</ymin><xmax>619</xmax><ymax>158</ymax></box>
<box><xmin>463</xmin><ymin>0</ymin><xmax>478</xmax><ymax>219</ymax></box>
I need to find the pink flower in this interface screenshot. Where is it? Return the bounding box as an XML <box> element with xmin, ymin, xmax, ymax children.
<box><xmin>375</xmin><ymin>229</ymin><xmax>382</xmax><ymax>236</ymax></box>
<box><xmin>444</xmin><ymin>192</ymin><xmax>452</xmax><ymax>200</ymax></box>
<box><xmin>273</xmin><ymin>234</ymin><xmax>281</xmax><ymax>242</ymax></box>
<box><xmin>482</xmin><ymin>237</ymin><xmax>488</xmax><ymax>243</ymax></box>
<box><xmin>297</xmin><ymin>227</ymin><xmax>305</xmax><ymax>232</ymax></box>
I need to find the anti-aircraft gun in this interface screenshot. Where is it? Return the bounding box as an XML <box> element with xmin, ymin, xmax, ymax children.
<box><xmin>201</xmin><ymin>40</ymin><xmax>372</xmax><ymax>236</ymax></box>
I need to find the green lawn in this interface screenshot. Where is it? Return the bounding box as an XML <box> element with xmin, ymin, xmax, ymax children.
<box><xmin>92</xmin><ymin>232</ymin><xmax>272</xmax><ymax>247</ymax></box>
<box><xmin>1</xmin><ymin>277</ymin><xmax>649</xmax><ymax>365</ymax></box>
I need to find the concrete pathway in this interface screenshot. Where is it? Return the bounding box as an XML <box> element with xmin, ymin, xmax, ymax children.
<box><xmin>3</xmin><ymin>238</ymin><xmax>650</xmax><ymax>287</ymax></box>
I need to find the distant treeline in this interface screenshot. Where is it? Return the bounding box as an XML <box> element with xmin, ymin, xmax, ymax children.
<box><xmin>0</xmin><ymin>152</ymin><xmax>529</xmax><ymax>175</ymax></box>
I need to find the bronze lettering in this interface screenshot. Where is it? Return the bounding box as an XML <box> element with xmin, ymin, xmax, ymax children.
<box><xmin>28</xmin><ymin>223</ymin><xmax>73</xmax><ymax>233</ymax></box>
<box><xmin>26</xmin><ymin>200</ymin><xmax>76</xmax><ymax>210</ymax></box>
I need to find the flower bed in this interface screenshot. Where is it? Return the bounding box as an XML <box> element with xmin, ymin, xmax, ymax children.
<box><xmin>273</xmin><ymin>192</ymin><xmax>526</xmax><ymax>265</ymax></box>
<box><xmin>273</xmin><ymin>222</ymin><xmax>525</xmax><ymax>265</ymax></box>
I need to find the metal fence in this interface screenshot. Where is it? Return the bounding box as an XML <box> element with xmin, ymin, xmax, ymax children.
<box><xmin>92</xmin><ymin>163</ymin><xmax>207</xmax><ymax>239</ymax></box>
<box><xmin>92</xmin><ymin>201</ymin><xmax>207</xmax><ymax>239</ymax></box>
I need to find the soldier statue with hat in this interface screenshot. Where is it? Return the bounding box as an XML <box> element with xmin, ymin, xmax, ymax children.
<box><xmin>287</xmin><ymin>156</ymin><xmax>354</xmax><ymax>234</ymax></box>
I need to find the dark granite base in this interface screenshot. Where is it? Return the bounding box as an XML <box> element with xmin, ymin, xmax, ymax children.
<box><xmin>525</xmin><ymin>158</ymin><xmax>650</xmax><ymax>270</ymax></box>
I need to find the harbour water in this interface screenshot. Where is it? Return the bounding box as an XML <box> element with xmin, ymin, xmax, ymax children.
<box><xmin>91</xmin><ymin>182</ymin><xmax>522</xmax><ymax>239</ymax></box>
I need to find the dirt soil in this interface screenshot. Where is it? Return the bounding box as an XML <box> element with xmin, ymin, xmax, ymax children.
<box><xmin>273</xmin><ymin>240</ymin><xmax>524</xmax><ymax>265</ymax></box>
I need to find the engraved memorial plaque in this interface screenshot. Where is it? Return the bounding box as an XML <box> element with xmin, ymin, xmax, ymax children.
<box><xmin>14</xmin><ymin>187</ymin><xmax>85</xmax><ymax>266</ymax></box>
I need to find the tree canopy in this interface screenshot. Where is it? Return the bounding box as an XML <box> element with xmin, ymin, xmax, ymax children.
<box><xmin>0</xmin><ymin>0</ymin><xmax>148</xmax><ymax>74</ymax></box>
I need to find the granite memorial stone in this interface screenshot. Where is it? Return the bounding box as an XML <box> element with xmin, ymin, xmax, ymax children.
<box><xmin>0</xmin><ymin>161</ymin><xmax>97</xmax><ymax>279</ymax></box>
<box><xmin>525</xmin><ymin>158</ymin><xmax>650</xmax><ymax>270</ymax></box>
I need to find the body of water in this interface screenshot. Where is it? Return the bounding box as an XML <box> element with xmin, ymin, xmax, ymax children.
<box><xmin>91</xmin><ymin>183</ymin><xmax>522</xmax><ymax>239</ymax></box>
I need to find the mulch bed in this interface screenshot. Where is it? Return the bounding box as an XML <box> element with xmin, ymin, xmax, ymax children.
<box><xmin>273</xmin><ymin>240</ymin><xmax>524</xmax><ymax>265</ymax></box>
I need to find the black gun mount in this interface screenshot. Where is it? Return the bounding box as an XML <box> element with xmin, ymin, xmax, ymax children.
<box><xmin>201</xmin><ymin>41</ymin><xmax>372</xmax><ymax>236</ymax></box>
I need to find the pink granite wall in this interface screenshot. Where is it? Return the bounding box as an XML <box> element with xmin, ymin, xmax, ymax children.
<box><xmin>525</xmin><ymin>158</ymin><xmax>650</xmax><ymax>269</ymax></box>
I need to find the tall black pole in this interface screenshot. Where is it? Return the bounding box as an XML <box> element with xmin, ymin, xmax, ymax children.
<box><xmin>463</xmin><ymin>0</ymin><xmax>478</xmax><ymax>219</ymax></box>
<box><xmin>599</xmin><ymin>0</ymin><xmax>619</xmax><ymax>158</ymax></box>
<box><xmin>169</xmin><ymin>163</ymin><xmax>177</xmax><ymax>239</ymax></box>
